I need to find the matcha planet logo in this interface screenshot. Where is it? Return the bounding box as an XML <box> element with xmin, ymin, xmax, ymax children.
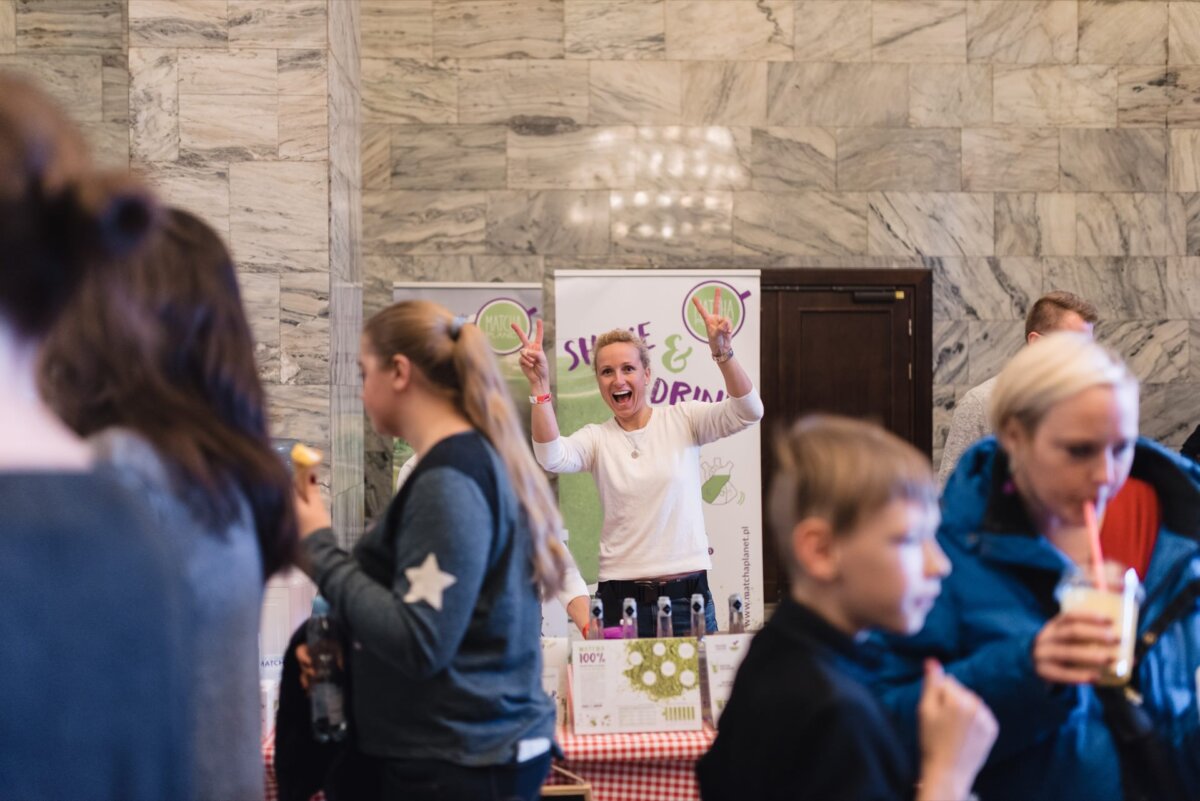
<box><xmin>475</xmin><ymin>297</ymin><xmax>536</xmax><ymax>355</ymax></box>
<box><xmin>683</xmin><ymin>280</ymin><xmax>750</xmax><ymax>343</ymax></box>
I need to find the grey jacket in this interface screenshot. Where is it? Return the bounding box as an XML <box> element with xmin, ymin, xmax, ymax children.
<box><xmin>93</xmin><ymin>430</ymin><xmax>264</xmax><ymax>801</ymax></box>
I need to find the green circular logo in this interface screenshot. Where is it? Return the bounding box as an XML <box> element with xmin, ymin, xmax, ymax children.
<box><xmin>475</xmin><ymin>297</ymin><xmax>533</xmax><ymax>355</ymax></box>
<box><xmin>684</xmin><ymin>281</ymin><xmax>747</xmax><ymax>343</ymax></box>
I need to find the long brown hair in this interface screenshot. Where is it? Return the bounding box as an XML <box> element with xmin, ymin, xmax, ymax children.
<box><xmin>0</xmin><ymin>72</ymin><xmax>158</xmax><ymax>338</ymax></box>
<box><xmin>364</xmin><ymin>300</ymin><xmax>567</xmax><ymax>596</ymax></box>
<box><xmin>40</xmin><ymin>208</ymin><xmax>297</xmax><ymax>579</ymax></box>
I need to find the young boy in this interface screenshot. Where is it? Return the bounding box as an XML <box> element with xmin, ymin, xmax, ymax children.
<box><xmin>697</xmin><ymin>415</ymin><xmax>997</xmax><ymax>801</ymax></box>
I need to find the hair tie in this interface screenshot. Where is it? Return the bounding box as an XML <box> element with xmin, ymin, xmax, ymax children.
<box><xmin>448</xmin><ymin>315</ymin><xmax>466</xmax><ymax>341</ymax></box>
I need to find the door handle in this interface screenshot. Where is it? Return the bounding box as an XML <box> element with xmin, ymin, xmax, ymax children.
<box><xmin>852</xmin><ymin>290</ymin><xmax>904</xmax><ymax>303</ymax></box>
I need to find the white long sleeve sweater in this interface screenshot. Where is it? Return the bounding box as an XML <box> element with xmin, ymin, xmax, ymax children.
<box><xmin>534</xmin><ymin>389</ymin><xmax>764</xmax><ymax>582</ymax></box>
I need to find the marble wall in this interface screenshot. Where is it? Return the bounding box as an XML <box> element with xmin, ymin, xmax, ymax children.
<box><xmin>361</xmin><ymin>0</ymin><xmax>1200</xmax><ymax>480</ymax></box>
<box><xmin>1</xmin><ymin>0</ymin><xmax>364</xmax><ymax>545</ymax></box>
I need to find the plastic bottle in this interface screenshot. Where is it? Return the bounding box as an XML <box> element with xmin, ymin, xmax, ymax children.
<box><xmin>621</xmin><ymin>597</ymin><xmax>638</xmax><ymax>639</ymax></box>
<box><xmin>656</xmin><ymin>596</ymin><xmax>673</xmax><ymax>638</ymax></box>
<box><xmin>586</xmin><ymin>595</ymin><xmax>605</xmax><ymax>640</ymax></box>
<box><xmin>307</xmin><ymin>595</ymin><xmax>347</xmax><ymax>743</ymax></box>
<box><xmin>728</xmin><ymin>593</ymin><xmax>745</xmax><ymax>634</ymax></box>
<box><xmin>690</xmin><ymin>593</ymin><xmax>707</xmax><ymax>638</ymax></box>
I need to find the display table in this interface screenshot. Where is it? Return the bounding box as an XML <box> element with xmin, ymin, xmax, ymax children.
<box><xmin>265</xmin><ymin>725</ymin><xmax>716</xmax><ymax>801</ymax></box>
<box><xmin>546</xmin><ymin>724</ymin><xmax>716</xmax><ymax>801</ymax></box>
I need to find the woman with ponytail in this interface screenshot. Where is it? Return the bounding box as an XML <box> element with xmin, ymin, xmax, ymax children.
<box><xmin>41</xmin><ymin>207</ymin><xmax>298</xmax><ymax>801</ymax></box>
<box><xmin>294</xmin><ymin>299</ymin><xmax>565</xmax><ymax>801</ymax></box>
<box><xmin>0</xmin><ymin>74</ymin><xmax>190</xmax><ymax>799</ymax></box>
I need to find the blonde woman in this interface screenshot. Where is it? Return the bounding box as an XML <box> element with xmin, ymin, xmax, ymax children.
<box><xmin>514</xmin><ymin>289</ymin><xmax>763</xmax><ymax>636</ymax></box>
<box><xmin>294</xmin><ymin>300</ymin><xmax>567</xmax><ymax>801</ymax></box>
<box><xmin>874</xmin><ymin>332</ymin><xmax>1200</xmax><ymax>800</ymax></box>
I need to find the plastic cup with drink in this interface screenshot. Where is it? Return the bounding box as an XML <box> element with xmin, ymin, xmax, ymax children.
<box><xmin>1055</xmin><ymin>501</ymin><xmax>1143</xmax><ymax>687</ymax></box>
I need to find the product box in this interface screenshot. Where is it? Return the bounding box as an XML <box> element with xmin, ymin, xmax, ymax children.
<box><xmin>703</xmin><ymin>633</ymin><xmax>753</xmax><ymax>727</ymax></box>
<box><xmin>571</xmin><ymin>638</ymin><xmax>704</xmax><ymax>734</ymax></box>
<box><xmin>541</xmin><ymin>636</ymin><xmax>572</xmax><ymax>726</ymax></box>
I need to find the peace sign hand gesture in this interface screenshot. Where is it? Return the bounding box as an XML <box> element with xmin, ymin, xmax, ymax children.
<box><xmin>512</xmin><ymin>318</ymin><xmax>550</xmax><ymax>391</ymax></box>
<box><xmin>691</xmin><ymin>287</ymin><xmax>734</xmax><ymax>356</ymax></box>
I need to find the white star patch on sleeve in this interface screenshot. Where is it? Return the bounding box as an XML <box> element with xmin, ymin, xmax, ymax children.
<box><xmin>402</xmin><ymin>552</ymin><xmax>457</xmax><ymax>611</ymax></box>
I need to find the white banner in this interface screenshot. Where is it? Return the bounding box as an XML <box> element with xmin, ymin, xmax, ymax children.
<box><xmin>554</xmin><ymin>270</ymin><xmax>763</xmax><ymax>629</ymax></box>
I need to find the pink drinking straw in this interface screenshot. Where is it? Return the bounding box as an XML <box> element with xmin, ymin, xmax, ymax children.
<box><xmin>1083</xmin><ymin>501</ymin><xmax>1109</xmax><ymax>593</ymax></box>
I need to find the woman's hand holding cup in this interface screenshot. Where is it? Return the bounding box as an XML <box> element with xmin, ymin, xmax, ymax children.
<box><xmin>1032</xmin><ymin>610</ymin><xmax>1119</xmax><ymax>685</ymax></box>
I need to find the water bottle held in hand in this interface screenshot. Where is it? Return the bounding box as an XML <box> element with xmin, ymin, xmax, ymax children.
<box><xmin>307</xmin><ymin>595</ymin><xmax>347</xmax><ymax>743</ymax></box>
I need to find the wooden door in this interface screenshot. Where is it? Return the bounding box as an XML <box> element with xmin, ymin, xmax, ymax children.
<box><xmin>759</xmin><ymin>269</ymin><xmax>932</xmax><ymax>604</ymax></box>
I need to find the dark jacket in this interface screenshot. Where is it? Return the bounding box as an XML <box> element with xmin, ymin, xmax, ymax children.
<box><xmin>302</xmin><ymin>431</ymin><xmax>554</xmax><ymax>766</ymax></box>
<box><xmin>871</xmin><ymin>437</ymin><xmax>1200</xmax><ymax>801</ymax></box>
<box><xmin>698</xmin><ymin>599</ymin><xmax>914</xmax><ymax>801</ymax></box>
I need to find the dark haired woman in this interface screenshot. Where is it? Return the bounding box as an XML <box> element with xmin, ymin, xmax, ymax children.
<box><xmin>0</xmin><ymin>74</ymin><xmax>191</xmax><ymax>799</ymax></box>
<box><xmin>294</xmin><ymin>300</ymin><xmax>566</xmax><ymax>801</ymax></box>
<box><xmin>41</xmin><ymin>208</ymin><xmax>297</xmax><ymax>800</ymax></box>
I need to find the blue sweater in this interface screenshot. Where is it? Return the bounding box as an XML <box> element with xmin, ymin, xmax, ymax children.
<box><xmin>870</xmin><ymin>437</ymin><xmax>1200</xmax><ymax>801</ymax></box>
<box><xmin>303</xmin><ymin>431</ymin><xmax>554</xmax><ymax>766</ymax></box>
<box><xmin>0</xmin><ymin>469</ymin><xmax>192</xmax><ymax>801</ymax></box>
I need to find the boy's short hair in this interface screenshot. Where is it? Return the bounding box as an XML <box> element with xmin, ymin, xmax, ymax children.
<box><xmin>1025</xmin><ymin>290</ymin><xmax>1099</xmax><ymax>338</ymax></box>
<box><xmin>592</xmin><ymin>328</ymin><xmax>651</xmax><ymax>374</ymax></box>
<box><xmin>768</xmin><ymin>415</ymin><xmax>937</xmax><ymax>580</ymax></box>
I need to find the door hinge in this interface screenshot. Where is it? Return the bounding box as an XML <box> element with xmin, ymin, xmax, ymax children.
<box><xmin>908</xmin><ymin>362</ymin><xmax>913</xmax><ymax>381</ymax></box>
<box><xmin>908</xmin><ymin>318</ymin><xmax>913</xmax><ymax>337</ymax></box>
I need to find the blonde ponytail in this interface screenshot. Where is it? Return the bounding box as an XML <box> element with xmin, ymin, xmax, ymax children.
<box><xmin>452</xmin><ymin>323</ymin><xmax>567</xmax><ymax>595</ymax></box>
<box><xmin>364</xmin><ymin>301</ymin><xmax>568</xmax><ymax>597</ymax></box>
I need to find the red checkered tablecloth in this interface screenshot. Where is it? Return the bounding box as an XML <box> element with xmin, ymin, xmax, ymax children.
<box><xmin>265</xmin><ymin>725</ymin><xmax>715</xmax><ymax>801</ymax></box>
<box><xmin>548</xmin><ymin>724</ymin><xmax>716</xmax><ymax>801</ymax></box>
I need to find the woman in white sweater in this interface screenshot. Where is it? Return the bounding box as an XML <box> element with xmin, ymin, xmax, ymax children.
<box><xmin>514</xmin><ymin>289</ymin><xmax>763</xmax><ymax>636</ymax></box>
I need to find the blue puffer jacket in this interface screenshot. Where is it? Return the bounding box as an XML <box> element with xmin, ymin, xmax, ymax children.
<box><xmin>870</xmin><ymin>437</ymin><xmax>1200</xmax><ymax>801</ymax></box>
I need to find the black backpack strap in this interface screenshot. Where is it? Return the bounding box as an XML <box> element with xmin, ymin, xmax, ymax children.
<box><xmin>1096</xmin><ymin>686</ymin><xmax>1187</xmax><ymax>801</ymax></box>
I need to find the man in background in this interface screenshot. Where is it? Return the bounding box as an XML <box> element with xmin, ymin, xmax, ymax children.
<box><xmin>938</xmin><ymin>291</ymin><xmax>1099</xmax><ymax>486</ymax></box>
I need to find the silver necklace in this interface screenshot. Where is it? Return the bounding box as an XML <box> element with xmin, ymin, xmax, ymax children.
<box><xmin>623</xmin><ymin>428</ymin><xmax>646</xmax><ymax>459</ymax></box>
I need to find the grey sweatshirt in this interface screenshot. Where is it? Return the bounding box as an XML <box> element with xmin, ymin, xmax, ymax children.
<box><xmin>937</xmin><ymin>376</ymin><xmax>997</xmax><ymax>487</ymax></box>
<box><xmin>302</xmin><ymin>430</ymin><xmax>554</xmax><ymax>766</ymax></box>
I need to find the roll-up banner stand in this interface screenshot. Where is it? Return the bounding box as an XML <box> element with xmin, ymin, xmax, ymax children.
<box><xmin>554</xmin><ymin>270</ymin><xmax>763</xmax><ymax>630</ymax></box>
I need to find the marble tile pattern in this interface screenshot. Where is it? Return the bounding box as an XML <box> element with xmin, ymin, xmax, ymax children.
<box><xmin>362</xmin><ymin>57</ymin><xmax>456</xmax><ymax>124</ymax></box>
<box><xmin>1060</xmin><ymin>129</ymin><xmax>1167</xmax><ymax>193</ymax></box>
<box><xmin>487</xmin><ymin>190</ymin><xmax>610</xmax><ymax>255</ymax></box>
<box><xmin>837</xmin><ymin>128</ymin><xmax>961</xmax><ymax>192</ymax></box>
<box><xmin>995</xmin><ymin>193</ymin><xmax>1075</xmax><ymax>257</ymax></box>
<box><xmin>868</xmin><ymin>193</ymin><xmax>995</xmax><ymax>257</ymax></box>
<box><xmin>909</xmin><ymin>65</ymin><xmax>992</xmax><ymax>127</ymax></box>
<box><xmin>666</xmin><ymin>1</ymin><xmax>793</xmax><ymax>62</ymax></box>
<box><xmin>351</xmin><ymin>0</ymin><xmax>1200</xmax><ymax>458</ymax></box>
<box><xmin>15</xmin><ymin>0</ymin><xmax>124</xmax><ymax>52</ymax></box>
<box><xmin>613</xmin><ymin>190</ymin><xmax>733</xmax><ymax>257</ymax></box>
<box><xmin>1171</xmin><ymin>4</ymin><xmax>1200</xmax><ymax>67</ymax></box>
<box><xmin>459</xmin><ymin>60</ymin><xmax>588</xmax><ymax>125</ymax></box>
<box><xmin>1077</xmin><ymin>1</ymin><xmax>1167</xmax><ymax>66</ymax></box>
<box><xmin>794</xmin><ymin>1</ymin><xmax>871</xmax><ymax>63</ymax></box>
<box><xmin>566</xmin><ymin>0</ymin><xmax>663</xmax><ymax>61</ymax></box>
<box><xmin>962</xmin><ymin>128</ymin><xmax>1059</xmax><ymax>192</ymax></box>
<box><xmin>872</xmin><ymin>1</ymin><xmax>966</xmax><ymax>64</ymax></box>
<box><xmin>681</xmin><ymin>62</ymin><xmax>767</xmax><ymax>126</ymax></box>
<box><xmin>966</xmin><ymin>1</ymin><xmax>1077</xmax><ymax>65</ymax></box>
